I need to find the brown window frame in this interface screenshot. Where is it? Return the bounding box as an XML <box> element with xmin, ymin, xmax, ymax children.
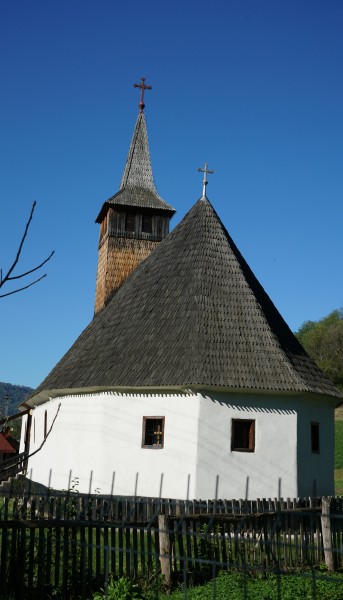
<box><xmin>311</xmin><ymin>422</ymin><xmax>320</xmax><ymax>454</ymax></box>
<box><xmin>231</xmin><ymin>419</ymin><xmax>255</xmax><ymax>452</ymax></box>
<box><xmin>142</xmin><ymin>417</ymin><xmax>165</xmax><ymax>449</ymax></box>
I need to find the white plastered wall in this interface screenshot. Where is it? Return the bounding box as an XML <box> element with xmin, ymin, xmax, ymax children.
<box><xmin>20</xmin><ymin>391</ymin><xmax>200</xmax><ymax>498</ymax></box>
<box><xmin>195</xmin><ymin>391</ymin><xmax>335</xmax><ymax>500</ymax></box>
<box><xmin>20</xmin><ymin>389</ymin><xmax>335</xmax><ymax>500</ymax></box>
<box><xmin>195</xmin><ymin>391</ymin><xmax>299</xmax><ymax>500</ymax></box>
<box><xmin>296</xmin><ymin>396</ymin><xmax>335</xmax><ymax>497</ymax></box>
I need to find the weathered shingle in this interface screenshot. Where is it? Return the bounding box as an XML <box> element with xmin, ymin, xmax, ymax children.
<box><xmin>34</xmin><ymin>197</ymin><xmax>342</xmax><ymax>399</ymax></box>
<box><xmin>96</xmin><ymin>113</ymin><xmax>175</xmax><ymax>221</ymax></box>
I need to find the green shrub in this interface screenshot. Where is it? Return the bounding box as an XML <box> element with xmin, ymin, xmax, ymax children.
<box><xmin>92</xmin><ymin>575</ymin><xmax>141</xmax><ymax>600</ymax></box>
<box><xmin>160</xmin><ymin>570</ymin><xmax>343</xmax><ymax>600</ymax></box>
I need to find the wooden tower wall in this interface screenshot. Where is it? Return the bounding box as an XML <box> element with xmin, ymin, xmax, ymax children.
<box><xmin>94</xmin><ymin>207</ymin><xmax>171</xmax><ymax>314</ymax></box>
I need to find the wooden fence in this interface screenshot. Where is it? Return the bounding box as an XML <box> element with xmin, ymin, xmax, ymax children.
<box><xmin>0</xmin><ymin>452</ymin><xmax>26</xmax><ymax>482</ymax></box>
<box><xmin>0</xmin><ymin>493</ymin><xmax>342</xmax><ymax>598</ymax></box>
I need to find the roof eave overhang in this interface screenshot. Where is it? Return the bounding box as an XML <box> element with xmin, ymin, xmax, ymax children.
<box><xmin>95</xmin><ymin>191</ymin><xmax>176</xmax><ymax>223</ymax></box>
<box><xmin>22</xmin><ymin>384</ymin><xmax>342</xmax><ymax>410</ymax></box>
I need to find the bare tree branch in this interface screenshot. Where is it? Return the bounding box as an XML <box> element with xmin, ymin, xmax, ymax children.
<box><xmin>0</xmin><ymin>201</ymin><xmax>54</xmax><ymax>297</ymax></box>
<box><xmin>1</xmin><ymin>201</ymin><xmax>36</xmax><ymax>286</ymax></box>
<box><xmin>5</xmin><ymin>250</ymin><xmax>55</xmax><ymax>281</ymax></box>
<box><xmin>0</xmin><ymin>274</ymin><xmax>47</xmax><ymax>298</ymax></box>
<box><xmin>24</xmin><ymin>403</ymin><xmax>61</xmax><ymax>462</ymax></box>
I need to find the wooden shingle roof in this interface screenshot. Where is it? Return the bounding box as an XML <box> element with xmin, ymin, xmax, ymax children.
<box><xmin>96</xmin><ymin>113</ymin><xmax>175</xmax><ymax>222</ymax></box>
<box><xmin>34</xmin><ymin>197</ymin><xmax>342</xmax><ymax>400</ymax></box>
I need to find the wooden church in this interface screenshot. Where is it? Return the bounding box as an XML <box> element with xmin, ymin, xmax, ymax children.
<box><xmin>20</xmin><ymin>80</ymin><xmax>342</xmax><ymax>500</ymax></box>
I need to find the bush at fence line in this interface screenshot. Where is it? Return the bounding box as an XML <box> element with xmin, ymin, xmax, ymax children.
<box><xmin>92</xmin><ymin>575</ymin><xmax>141</xmax><ymax>600</ymax></box>
<box><xmin>194</xmin><ymin>523</ymin><xmax>222</xmax><ymax>581</ymax></box>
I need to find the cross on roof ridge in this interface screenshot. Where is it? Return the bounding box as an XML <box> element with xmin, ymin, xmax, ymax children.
<box><xmin>198</xmin><ymin>162</ymin><xmax>214</xmax><ymax>198</ymax></box>
<box><xmin>133</xmin><ymin>77</ymin><xmax>152</xmax><ymax>113</ymax></box>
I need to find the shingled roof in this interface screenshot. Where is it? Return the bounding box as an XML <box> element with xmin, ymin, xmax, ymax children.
<box><xmin>96</xmin><ymin>113</ymin><xmax>175</xmax><ymax>222</ymax></box>
<box><xmin>34</xmin><ymin>197</ymin><xmax>342</xmax><ymax>400</ymax></box>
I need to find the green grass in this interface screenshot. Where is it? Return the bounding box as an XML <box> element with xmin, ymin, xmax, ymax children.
<box><xmin>335</xmin><ymin>468</ymin><xmax>343</xmax><ymax>495</ymax></box>
<box><xmin>335</xmin><ymin>420</ymin><xmax>343</xmax><ymax>469</ymax></box>
<box><xmin>160</xmin><ymin>570</ymin><xmax>343</xmax><ymax>600</ymax></box>
<box><xmin>334</xmin><ymin>419</ymin><xmax>343</xmax><ymax>494</ymax></box>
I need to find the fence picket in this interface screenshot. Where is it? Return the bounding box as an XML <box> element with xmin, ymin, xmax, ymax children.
<box><xmin>0</xmin><ymin>491</ymin><xmax>342</xmax><ymax>598</ymax></box>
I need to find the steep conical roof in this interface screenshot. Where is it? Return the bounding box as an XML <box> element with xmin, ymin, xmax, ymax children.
<box><xmin>96</xmin><ymin>113</ymin><xmax>175</xmax><ymax>222</ymax></box>
<box><xmin>34</xmin><ymin>198</ymin><xmax>341</xmax><ymax>400</ymax></box>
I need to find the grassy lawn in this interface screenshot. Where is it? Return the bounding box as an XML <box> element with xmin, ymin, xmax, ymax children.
<box><xmin>335</xmin><ymin>469</ymin><xmax>343</xmax><ymax>495</ymax></box>
<box><xmin>335</xmin><ymin>420</ymin><xmax>343</xmax><ymax>467</ymax></box>
<box><xmin>160</xmin><ymin>570</ymin><xmax>343</xmax><ymax>600</ymax></box>
<box><xmin>335</xmin><ymin>418</ymin><xmax>343</xmax><ymax>495</ymax></box>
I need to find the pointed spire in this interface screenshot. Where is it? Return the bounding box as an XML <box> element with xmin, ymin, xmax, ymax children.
<box><xmin>96</xmin><ymin>79</ymin><xmax>175</xmax><ymax>220</ymax></box>
<box><xmin>197</xmin><ymin>163</ymin><xmax>214</xmax><ymax>198</ymax></box>
<box><xmin>119</xmin><ymin>77</ymin><xmax>156</xmax><ymax>192</ymax></box>
<box><xmin>120</xmin><ymin>112</ymin><xmax>156</xmax><ymax>192</ymax></box>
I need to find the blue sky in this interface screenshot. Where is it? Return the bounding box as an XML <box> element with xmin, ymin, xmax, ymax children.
<box><xmin>0</xmin><ymin>0</ymin><xmax>342</xmax><ymax>388</ymax></box>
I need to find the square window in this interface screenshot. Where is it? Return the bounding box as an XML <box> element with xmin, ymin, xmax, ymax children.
<box><xmin>311</xmin><ymin>422</ymin><xmax>320</xmax><ymax>453</ymax></box>
<box><xmin>231</xmin><ymin>419</ymin><xmax>255</xmax><ymax>452</ymax></box>
<box><xmin>142</xmin><ymin>417</ymin><xmax>165</xmax><ymax>448</ymax></box>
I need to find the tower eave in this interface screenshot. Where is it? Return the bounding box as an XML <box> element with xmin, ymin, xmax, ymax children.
<box><xmin>95</xmin><ymin>191</ymin><xmax>175</xmax><ymax>224</ymax></box>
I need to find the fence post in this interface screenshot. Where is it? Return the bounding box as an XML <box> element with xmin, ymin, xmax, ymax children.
<box><xmin>158</xmin><ymin>515</ymin><xmax>172</xmax><ymax>590</ymax></box>
<box><xmin>321</xmin><ymin>496</ymin><xmax>335</xmax><ymax>571</ymax></box>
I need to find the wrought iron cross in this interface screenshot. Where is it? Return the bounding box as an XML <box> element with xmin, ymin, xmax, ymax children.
<box><xmin>133</xmin><ymin>77</ymin><xmax>152</xmax><ymax>113</ymax></box>
<box><xmin>198</xmin><ymin>163</ymin><xmax>214</xmax><ymax>197</ymax></box>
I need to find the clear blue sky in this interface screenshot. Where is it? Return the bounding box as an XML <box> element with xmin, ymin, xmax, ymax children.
<box><xmin>0</xmin><ymin>0</ymin><xmax>342</xmax><ymax>388</ymax></box>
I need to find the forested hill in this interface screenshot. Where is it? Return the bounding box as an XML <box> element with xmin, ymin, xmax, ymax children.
<box><xmin>0</xmin><ymin>382</ymin><xmax>33</xmax><ymax>416</ymax></box>
<box><xmin>296</xmin><ymin>308</ymin><xmax>343</xmax><ymax>394</ymax></box>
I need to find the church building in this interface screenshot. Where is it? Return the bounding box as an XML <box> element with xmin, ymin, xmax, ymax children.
<box><xmin>19</xmin><ymin>80</ymin><xmax>342</xmax><ymax>500</ymax></box>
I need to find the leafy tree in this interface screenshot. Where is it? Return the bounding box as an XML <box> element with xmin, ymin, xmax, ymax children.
<box><xmin>0</xmin><ymin>201</ymin><xmax>54</xmax><ymax>298</ymax></box>
<box><xmin>296</xmin><ymin>308</ymin><xmax>343</xmax><ymax>392</ymax></box>
<box><xmin>0</xmin><ymin>382</ymin><xmax>33</xmax><ymax>439</ymax></box>
<box><xmin>0</xmin><ymin>382</ymin><xmax>33</xmax><ymax>417</ymax></box>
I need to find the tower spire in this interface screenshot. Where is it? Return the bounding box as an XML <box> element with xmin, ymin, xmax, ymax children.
<box><xmin>133</xmin><ymin>77</ymin><xmax>152</xmax><ymax>113</ymax></box>
<box><xmin>197</xmin><ymin>163</ymin><xmax>214</xmax><ymax>198</ymax></box>
<box><xmin>94</xmin><ymin>79</ymin><xmax>175</xmax><ymax>314</ymax></box>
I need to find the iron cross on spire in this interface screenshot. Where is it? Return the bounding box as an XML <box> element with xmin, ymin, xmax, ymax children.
<box><xmin>198</xmin><ymin>162</ymin><xmax>214</xmax><ymax>197</ymax></box>
<box><xmin>133</xmin><ymin>77</ymin><xmax>152</xmax><ymax>113</ymax></box>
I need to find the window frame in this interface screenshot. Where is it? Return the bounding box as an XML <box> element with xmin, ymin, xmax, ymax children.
<box><xmin>142</xmin><ymin>416</ymin><xmax>165</xmax><ymax>449</ymax></box>
<box><xmin>311</xmin><ymin>422</ymin><xmax>320</xmax><ymax>454</ymax></box>
<box><xmin>231</xmin><ymin>419</ymin><xmax>255</xmax><ymax>452</ymax></box>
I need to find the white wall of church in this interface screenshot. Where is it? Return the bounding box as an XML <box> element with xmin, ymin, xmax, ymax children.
<box><xmin>21</xmin><ymin>391</ymin><xmax>200</xmax><ymax>498</ymax></box>
<box><xmin>195</xmin><ymin>392</ymin><xmax>298</xmax><ymax>500</ymax></box>
<box><xmin>20</xmin><ymin>389</ymin><xmax>335</xmax><ymax>499</ymax></box>
<box><xmin>296</xmin><ymin>397</ymin><xmax>335</xmax><ymax>497</ymax></box>
<box><xmin>194</xmin><ymin>391</ymin><xmax>335</xmax><ymax>500</ymax></box>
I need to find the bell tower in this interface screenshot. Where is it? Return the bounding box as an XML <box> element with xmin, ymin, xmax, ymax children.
<box><xmin>94</xmin><ymin>79</ymin><xmax>175</xmax><ymax>314</ymax></box>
